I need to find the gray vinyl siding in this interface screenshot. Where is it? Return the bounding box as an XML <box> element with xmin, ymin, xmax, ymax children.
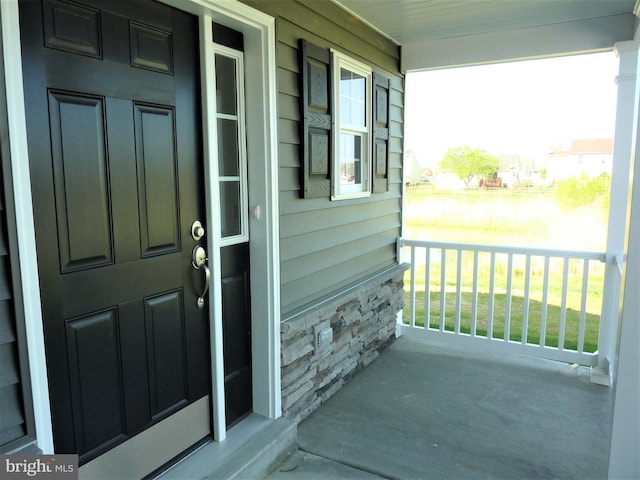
<box><xmin>0</xmin><ymin>218</ymin><xmax>25</xmax><ymax>449</ymax></box>
<box><xmin>0</xmin><ymin>10</ymin><xmax>34</xmax><ymax>451</ymax></box>
<box><xmin>242</xmin><ymin>0</ymin><xmax>404</xmax><ymax>315</ymax></box>
<box><xmin>0</xmin><ymin>138</ymin><xmax>32</xmax><ymax>452</ymax></box>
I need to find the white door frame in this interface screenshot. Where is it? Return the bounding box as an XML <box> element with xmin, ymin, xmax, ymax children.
<box><xmin>1</xmin><ymin>0</ymin><xmax>280</xmax><ymax>451</ymax></box>
<box><xmin>183</xmin><ymin>0</ymin><xmax>282</xmax><ymax>439</ymax></box>
<box><xmin>0</xmin><ymin>0</ymin><xmax>54</xmax><ymax>454</ymax></box>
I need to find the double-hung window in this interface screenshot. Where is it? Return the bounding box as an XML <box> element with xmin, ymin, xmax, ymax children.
<box><xmin>332</xmin><ymin>50</ymin><xmax>372</xmax><ymax>199</ymax></box>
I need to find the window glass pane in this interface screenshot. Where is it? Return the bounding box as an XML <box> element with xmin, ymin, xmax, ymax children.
<box><xmin>217</xmin><ymin>118</ymin><xmax>239</xmax><ymax>176</ymax></box>
<box><xmin>220</xmin><ymin>180</ymin><xmax>241</xmax><ymax>238</ymax></box>
<box><xmin>340</xmin><ymin>68</ymin><xmax>365</xmax><ymax>127</ymax></box>
<box><xmin>340</xmin><ymin>133</ymin><xmax>362</xmax><ymax>186</ymax></box>
<box><xmin>215</xmin><ymin>54</ymin><xmax>237</xmax><ymax>115</ymax></box>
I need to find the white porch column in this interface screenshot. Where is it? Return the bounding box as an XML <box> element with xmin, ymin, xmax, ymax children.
<box><xmin>607</xmin><ymin>66</ymin><xmax>640</xmax><ymax>478</ymax></box>
<box><xmin>591</xmin><ymin>41</ymin><xmax>639</xmax><ymax>386</ymax></box>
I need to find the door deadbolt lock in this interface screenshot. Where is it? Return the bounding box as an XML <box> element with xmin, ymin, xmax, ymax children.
<box><xmin>191</xmin><ymin>220</ymin><xmax>205</xmax><ymax>241</ymax></box>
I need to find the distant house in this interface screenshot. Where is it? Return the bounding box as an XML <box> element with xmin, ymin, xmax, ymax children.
<box><xmin>547</xmin><ymin>138</ymin><xmax>613</xmax><ymax>181</ymax></box>
<box><xmin>404</xmin><ymin>150</ymin><xmax>422</xmax><ymax>185</ymax></box>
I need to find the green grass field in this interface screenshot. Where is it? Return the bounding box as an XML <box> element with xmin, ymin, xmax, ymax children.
<box><xmin>403</xmin><ymin>185</ymin><xmax>608</xmax><ymax>352</ymax></box>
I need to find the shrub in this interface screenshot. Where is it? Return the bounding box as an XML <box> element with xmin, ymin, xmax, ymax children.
<box><xmin>554</xmin><ymin>173</ymin><xmax>610</xmax><ymax>210</ymax></box>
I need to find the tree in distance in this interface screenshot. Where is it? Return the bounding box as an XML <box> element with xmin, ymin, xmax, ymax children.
<box><xmin>439</xmin><ymin>145</ymin><xmax>500</xmax><ymax>187</ymax></box>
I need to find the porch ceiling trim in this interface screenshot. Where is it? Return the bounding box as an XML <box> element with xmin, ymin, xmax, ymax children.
<box><xmin>332</xmin><ymin>0</ymin><xmax>638</xmax><ymax>71</ymax></box>
<box><xmin>402</xmin><ymin>13</ymin><xmax>637</xmax><ymax>72</ymax></box>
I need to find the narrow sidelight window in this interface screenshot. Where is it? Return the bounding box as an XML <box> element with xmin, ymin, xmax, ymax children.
<box><xmin>214</xmin><ymin>45</ymin><xmax>248</xmax><ymax>244</ymax></box>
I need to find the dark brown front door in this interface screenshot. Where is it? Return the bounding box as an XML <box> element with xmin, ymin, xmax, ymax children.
<box><xmin>20</xmin><ymin>0</ymin><xmax>210</xmax><ymax>464</ymax></box>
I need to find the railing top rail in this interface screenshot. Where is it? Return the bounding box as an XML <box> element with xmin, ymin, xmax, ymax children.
<box><xmin>398</xmin><ymin>237</ymin><xmax>605</xmax><ymax>262</ymax></box>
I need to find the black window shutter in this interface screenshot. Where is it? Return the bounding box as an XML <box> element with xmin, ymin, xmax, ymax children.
<box><xmin>298</xmin><ymin>39</ymin><xmax>332</xmax><ymax>198</ymax></box>
<box><xmin>372</xmin><ymin>73</ymin><xmax>390</xmax><ymax>193</ymax></box>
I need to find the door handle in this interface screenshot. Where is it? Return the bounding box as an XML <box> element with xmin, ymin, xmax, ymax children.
<box><xmin>192</xmin><ymin>245</ymin><xmax>210</xmax><ymax>309</ymax></box>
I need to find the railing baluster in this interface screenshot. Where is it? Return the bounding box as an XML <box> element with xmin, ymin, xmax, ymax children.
<box><xmin>505</xmin><ymin>253</ymin><xmax>513</xmax><ymax>343</ymax></box>
<box><xmin>488</xmin><ymin>252</ymin><xmax>496</xmax><ymax>340</ymax></box>
<box><xmin>578</xmin><ymin>259</ymin><xmax>590</xmax><ymax>354</ymax></box>
<box><xmin>522</xmin><ymin>254</ymin><xmax>531</xmax><ymax>345</ymax></box>
<box><xmin>409</xmin><ymin>246</ymin><xmax>416</xmax><ymax>328</ymax></box>
<box><xmin>399</xmin><ymin>238</ymin><xmax>608</xmax><ymax>366</ymax></box>
<box><xmin>540</xmin><ymin>256</ymin><xmax>550</xmax><ymax>347</ymax></box>
<box><xmin>439</xmin><ymin>248</ymin><xmax>446</xmax><ymax>332</ymax></box>
<box><xmin>455</xmin><ymin>249</ymin><xmax>462</xmax><ymax>334</ymax></box>
<box><xmin>559</xmin><ymin>257</ymin><xmax>570</xmax><ymax>351</ymax></box>
<box><xmin>424</xmin><ymin>247</ymin><xmax>431</xmax><ymax>329</ymax></box>
<box><xmin>471</xmin><ymin>250</ymin><xmax>479</xmax><ymax>337</ymax></box>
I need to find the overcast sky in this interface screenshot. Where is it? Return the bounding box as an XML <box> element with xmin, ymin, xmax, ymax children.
<box><xmin>405</xmin><ymin>52</ymin><xmax>619</xmax><ymax>167</ymax></box>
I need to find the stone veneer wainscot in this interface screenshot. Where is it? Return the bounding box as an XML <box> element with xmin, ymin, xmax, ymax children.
<box><xmin>280</xmin><ymin>265</ymin><xmax>408</xmax><ymax>421</ymax></box>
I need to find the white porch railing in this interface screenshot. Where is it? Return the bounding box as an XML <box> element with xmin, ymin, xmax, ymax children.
<box><xmin>398</xmin><ymin>238</ymin><xmax>610</xmax><ymax>366</ymax></box>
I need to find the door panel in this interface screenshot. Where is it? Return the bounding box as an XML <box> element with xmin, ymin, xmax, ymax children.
<box><xmin>42</xmin><ymin>0</ymin><xmax>102</xmax><ymax>58</ymax></box>
<box><xmin>65</xmin><ymin>309</ymin><xmax>125</xmax><ymax>454</ymax></box>
<box><xmin>221</xmin><ymin>243</ymin><xmax>252</xmax><ymax>426</ymax></box>
<box><xmin>20</xmin><ymin>0</ymin><xmax>209</xmax><ymax>464</ymax></box>
<box><xmin>48</xmin><ymin>91</ymin><xmax>113</xmax><ymax>272</ymax></box>
<box><xmin>134</xmin><ymin>103</ymin><xmax>180</xmax><ymax>256</ymax></box>
<box><xmin>129</xmin><ymin>22</ymin><xmax>174</xmax><ymax>74</ymax></box>
<box><xmin>144</xmin><ymin>290</ymin><xmax>188</xmax><ymax>418</ymax></box>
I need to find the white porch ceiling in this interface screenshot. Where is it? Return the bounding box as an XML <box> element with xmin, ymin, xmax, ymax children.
<box><xmin>332</xmin><ymin>0</ymin><xmax>638</xmax><ymax>71</ymax></box>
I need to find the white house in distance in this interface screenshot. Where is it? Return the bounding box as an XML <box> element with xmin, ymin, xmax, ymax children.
<box><xmin>547</xmin><ymin>138</ymin><xmax>614</xmax><ymax>181</ymax></box>
<box><xmin>404</xmin><ymin>150</ymin><xmax>422</xmax><ymax>185</ymax></box>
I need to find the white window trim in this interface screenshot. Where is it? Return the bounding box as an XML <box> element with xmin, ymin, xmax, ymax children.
<box><xmin>331</xmin><ymin>49</ymin><xmax>372</xmax><ymax>201</ymax></box>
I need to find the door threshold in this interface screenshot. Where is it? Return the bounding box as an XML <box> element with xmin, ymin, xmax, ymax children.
<box><xmin>79</xmin><ymin>396</ymin><xmax>210</xmax><ymax>480</ymax></box>
<box><xmin>156</xmin><ymin>414</ymin><xmax>296</xmax><ymax>480</ymax></box>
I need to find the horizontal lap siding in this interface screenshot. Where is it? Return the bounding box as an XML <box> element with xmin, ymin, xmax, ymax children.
<box><xmin>242</xmin><ymin>0</ymin><xmax>404</xmax><ymax>314</ymax></box>
<box><xmin>0</xmin><ymin>162</ymin><xmax>28</xmax><ymax>450</ymax></box>
<box><xmin>0</xmin><ymin>20</ymin><xmax>33</xmax><ymax>450</ymax></box>
<box><xmin>280</xmin><ymin>216</ymin><xmax>400</xmax><ymax>265</ymax></box>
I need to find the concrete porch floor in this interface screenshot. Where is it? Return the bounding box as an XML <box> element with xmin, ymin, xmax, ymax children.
<box><xmin>266</xmin><ymin>335</ymin><xmax>612</xmax><ymax>480</ymax></box>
